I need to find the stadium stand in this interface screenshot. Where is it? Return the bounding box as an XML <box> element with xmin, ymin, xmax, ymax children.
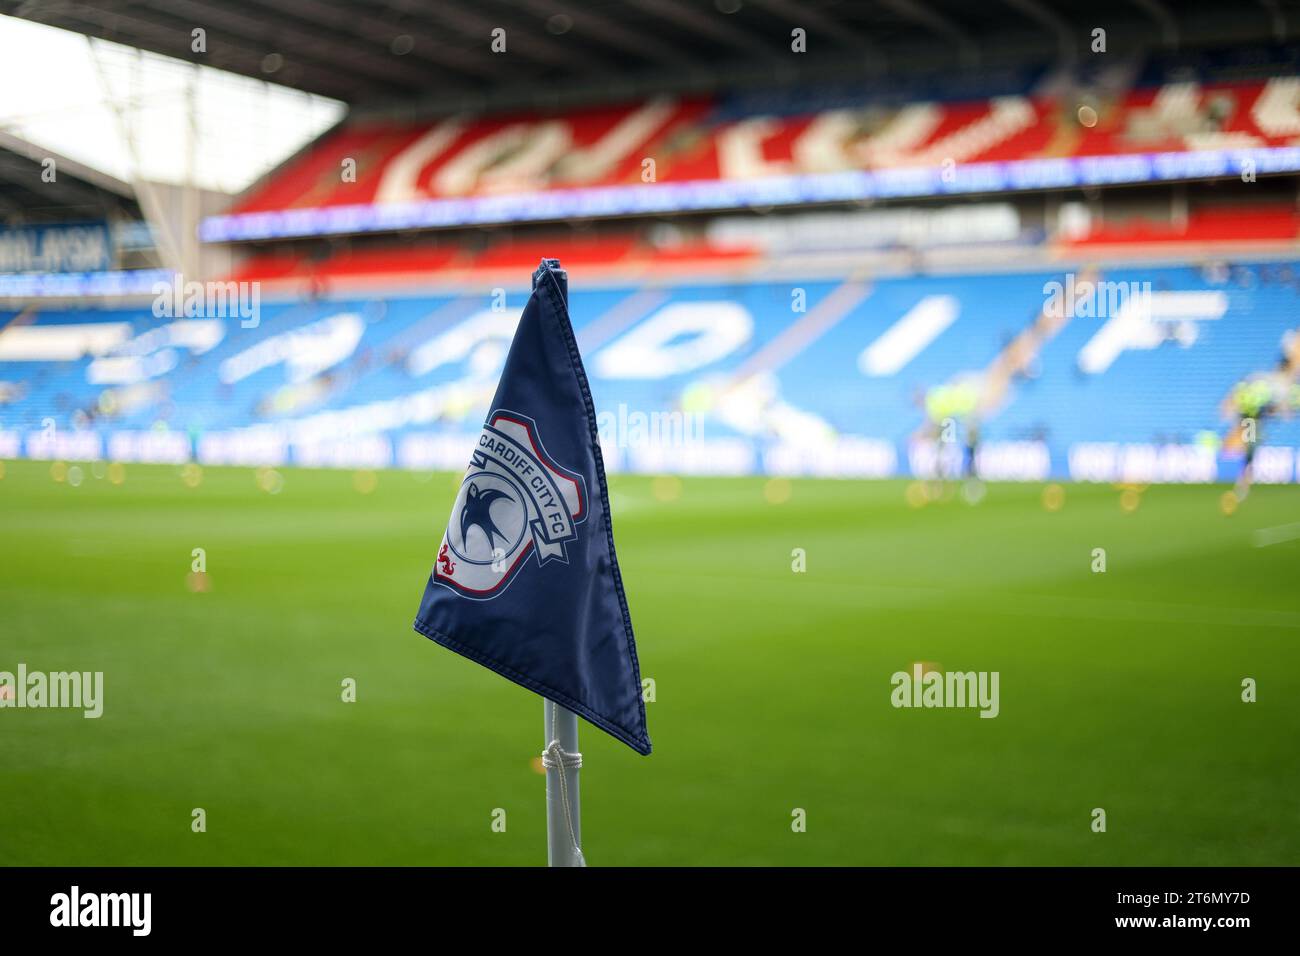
<box><xmin>4</xmin><ymin>15</ymin><xmax>1300</xmax><ymax>488</ymax></box>
<box><xmin>1058</xmin><ymin>204</ymin><xmax>1300</xmax><ymax>249</ymax></box>
<box><xmin>197</xmin><ymin>75</ymin><xmax>1300</xmax><ymax>244</ymax></box>
<box><xmin>3</xmin><ymin>258</ymin><xmax>1299</xmax><ymax>483</ymax></box>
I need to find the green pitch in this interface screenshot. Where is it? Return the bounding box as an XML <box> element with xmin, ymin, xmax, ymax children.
<box><xmin>2</xmin><ymin>459</ymin><xmax>1297</xmax><ymax>866</ymax></box>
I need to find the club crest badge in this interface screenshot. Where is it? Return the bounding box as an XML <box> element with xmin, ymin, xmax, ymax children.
<box><xmin>433</xmin><ymin>409</ymin><xmax>586</xmax><ymax>599</ymax></box>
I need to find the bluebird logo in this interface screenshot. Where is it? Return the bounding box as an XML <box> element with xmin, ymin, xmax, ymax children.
<box><xmin>433</xmin><ymin>410</ymin><xmax>586</xmax><ymax>599</ymax></box>
<box><xmin>457</xmin><ymin>481</ymin><xmax>519</xmax><ymax>558</ymax></box>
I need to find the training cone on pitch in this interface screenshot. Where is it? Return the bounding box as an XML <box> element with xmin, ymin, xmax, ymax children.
<box><xmin>413</xmin><ymin>258</ymin><xmax>651</xmax><ymax>756</ymax></box>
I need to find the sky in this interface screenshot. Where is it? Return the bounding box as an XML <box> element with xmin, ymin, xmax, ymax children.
<box><xmin>0</xmin><ymin>15</ymin><xmax>345</xmax><ymax>195</ymax></box>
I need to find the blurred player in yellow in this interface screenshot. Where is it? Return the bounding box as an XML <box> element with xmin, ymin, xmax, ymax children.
<box><xmin>1225</xmin><ymin>375</ymin><xmax>1293</xmax><ymax>500</ymax></box>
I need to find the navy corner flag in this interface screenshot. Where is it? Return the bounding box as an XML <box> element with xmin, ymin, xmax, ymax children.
<box><xmin>413</xmin><ymin>259</ymin><xmax>651</xmax><ymax>755</ymax></box>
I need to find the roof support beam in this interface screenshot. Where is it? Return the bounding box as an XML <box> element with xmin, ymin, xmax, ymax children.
<box><xmin>7</xmin><ymin>1</ymin><xmax>396</xmax><ymax>99</ymax></box>
<box><xmin>516</xmin><ymin>0</ymin><xmax>695</xmax><ymax>69</ymax></box>
<box><xmin>1001</xmin><ymin>0</ymin><xmax>1076</xmax><ymax>66</ymax></box>
<box><xmin>1128</xmin><ymin>0</ymin><xmax>1180</xmax><ymax>48</ymax></box>
<box><xmin>877</xmin><ymin>0</ymin><xmax>978</xmax><ymax>66</ymax></box>
<box><xmin>380</xmin><ymin>0</ymin><xmax>618</xmax><ymax>74</ymax></box>
<box><xmin>746</xmin><ymin>0</ymin><xmax>886</xmax><ymax>65</ymax></box>
<box><xmin>624</xmin><ymin>0</ymin><xmax>780</xmax><ymax>61</ymax></box>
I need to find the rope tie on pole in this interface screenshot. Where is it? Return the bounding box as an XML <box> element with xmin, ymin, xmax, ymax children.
<box><xmin>540</xmin><ymin>741</ymin><xmax>582</xmax><ymax>770</ymax></box>
<box><xmin>543</xmin><ymin>705</ymin><xmax>586</xmax><ymax>866</ymax></box>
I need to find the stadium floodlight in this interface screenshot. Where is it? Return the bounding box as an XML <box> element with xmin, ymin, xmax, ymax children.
<box><xmin>412</xmin><ymin>259</ymin><xmax>651</xmax><ymax>867</ymax></box>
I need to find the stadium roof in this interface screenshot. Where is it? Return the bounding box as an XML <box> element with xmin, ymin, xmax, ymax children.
<box><xmin>0</xmin><ymin>130</ymin><xmax>139</xmax><ymax>223</ymax></box>
<box><xmin>4</xmin><ymin>0</ymin><xmax>1296</xmax><ymax>111</ymax></box>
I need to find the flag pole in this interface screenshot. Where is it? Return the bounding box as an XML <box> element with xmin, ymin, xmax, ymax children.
<box><xmin>543</xmin><ymin>699</ymin><xmax>585</xmax><ymax>866</ymax></box>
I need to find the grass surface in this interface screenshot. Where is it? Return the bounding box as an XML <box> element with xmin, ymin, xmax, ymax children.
<box><xmin>1</xmin><ymin>458</ymin><xmax>1298</xmax><ymax>865</ymax></box>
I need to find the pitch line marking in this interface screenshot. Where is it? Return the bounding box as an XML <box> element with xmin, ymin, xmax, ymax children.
<box><xmin>1253</xmin><ymin>521</ymin><xmax>1300</xmax><ymax>548</ymax></box>
<box><xmin>649</xmin><ymin>570</ymin><xmax>1300</xmax><ymax>630</ymax></box>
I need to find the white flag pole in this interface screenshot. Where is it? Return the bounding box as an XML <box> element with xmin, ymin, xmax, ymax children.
<box><xmin>542</xmin><ymin>699</ymin><xmax>586</xmax><ymax>866</ymax></box>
